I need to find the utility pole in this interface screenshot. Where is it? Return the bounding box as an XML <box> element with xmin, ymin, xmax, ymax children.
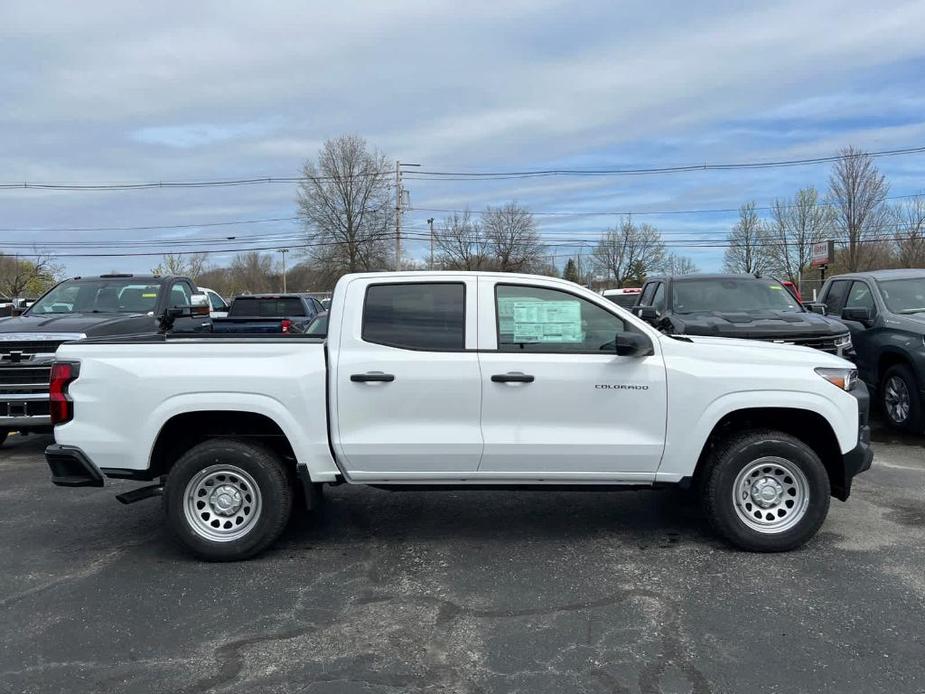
<box><xmin>278</xmin><ymin>248</ymin><xmax>289</xmax><ymax>292</ymax></box>
<box><xmin>394</xmin><ymin>161</ymin><xmax>421</xmax><ymax>271</ymax></box>
<box><xmin>394</xmin><ymin>160</ymin><xmax>401</xmax><ymax>271</ymax></box>
<box><xmin>427</xmin><ymin>217</ymin><xmax>435</xmax><ymax>270</ymax></box>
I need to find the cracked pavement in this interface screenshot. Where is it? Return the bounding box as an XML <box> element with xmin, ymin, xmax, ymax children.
<box><xmin>1</xmin><ymin>423</ymin><xmax>924</xmax><ymax>693</ymax></box>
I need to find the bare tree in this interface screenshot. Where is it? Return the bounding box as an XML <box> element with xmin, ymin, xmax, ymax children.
<box><xmin>660</xmin><ymin>252</ymin><xmax>699</xmax><ymax>276</ymax></box>
<box><xmin>827</xmin><ymin>146</ymin><xmax>889</xmax><ymax>272</ymax></box>
<box><xmin>723</xmin><ymin>201</ymin><xmax>770</xmax><ymax>274</ymax></box>
<box><xmin>151</xmin><ymin>253</ymin><xmax>208</xmax><ymax>281</ymax></box>
<box><xmin>229</xmin><ymin>252</ymin><xmax>278</xmax><ymax>294</ymax></box>
<box><xmin>0</xmin><ymin>250</ymin><xmax>61</xmax><ymax>299</ymax></box>
<box><xmin>481</xmin><ymin>202</ymin><xmax>545</xmax><ymax>272</ymax></box>
<box><xmin>766</xmin><ymin>187</ymin><xmax>833</xmax><ymax>286</ymax></box>
<box><xmin>434</xmin><ymin>209</ymin><xmax>487</xmax><ymax>270</ymax></box>
<box><xmin>592</xmin><ymin>217</ymin><xmax>665</xmax><ymax>287</ymax></box>
<box><xmin>297</xmin><ymin>135</ymin><xmax>392</xmax><ymax>276</ymax></box>
<box><xmin>892</xmin><ymin>195</ymin><xmax>925</xmax><ymax>267</ymax></box>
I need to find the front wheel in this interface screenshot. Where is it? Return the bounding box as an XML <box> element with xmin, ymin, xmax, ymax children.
<box><xmin>163</xmin><ymin>439</ymin><xmax>293</xmax><ymax>561</ymax></box>
<box><xmin>702</xmin><ymin>430</ymin><xmax>830</xmax><ymax>552</ymax></box>
<box><xmin>880</xmin><ymin>364</ymin><xmax>923</xmax><ymax>432</ymax></box>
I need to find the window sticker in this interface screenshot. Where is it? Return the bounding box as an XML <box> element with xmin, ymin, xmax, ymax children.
<box><xmin>499</xmin><ymin>296</ymin><xmax>583</xmax><ymax>343</ymax></box>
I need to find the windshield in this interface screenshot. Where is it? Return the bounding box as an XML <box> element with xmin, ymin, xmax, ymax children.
<box><xmin>27</xmin><ymin>280</ymin><xmax>162</xmax><ymax>315</ymax></box>
<box><xmin>672</xmin><ymin>278</ymin><xmax>803</xmax><ymax>314</ymax></box>
<box><xmin>878</xmin><ymin>278</ymin><xmax>925</xmax><ymax>314</ymax></box>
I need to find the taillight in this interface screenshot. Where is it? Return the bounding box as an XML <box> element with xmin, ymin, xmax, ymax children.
<box><xmin>281</xmin><ymin>319</ymin><xmax>292</xmax><ymax>334</ymax></box>
<box><xmin>50</xmin><ymin>361</ymin><xmax>80</xmax><ymax>425</ymax></box>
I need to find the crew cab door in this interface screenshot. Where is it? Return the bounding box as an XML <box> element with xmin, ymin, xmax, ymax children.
<box><xmin>329</xmin><ymin>277</ymin><xmax>482</xmax><ymax>478</ymax></box>
<box><xmin>476</xmin><ymin>278</ymin><xmax>667</xmax><ymax>477</ymax></box>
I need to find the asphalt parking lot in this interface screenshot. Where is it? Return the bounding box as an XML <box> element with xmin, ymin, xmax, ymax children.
<box><xmin>1</xmin><ymin>425</ymin><xmax>924</xmax><ymax>694</ymax></box>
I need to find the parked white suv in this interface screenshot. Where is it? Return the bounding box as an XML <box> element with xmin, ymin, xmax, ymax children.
<box><xmin>45</xmin><ymin>271</ymin><xmax>872</xmax><ymax>560</ymax></box>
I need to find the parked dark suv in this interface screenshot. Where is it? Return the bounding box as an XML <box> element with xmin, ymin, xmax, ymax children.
<box><xmin>818</xmin><ymin>269</ymin><xmax>925</xmax><ymax>431</ymax></box>
<box><xmin>634</xmin><ymin>274</ymin><xmax>852</xmax><ymax>355</ymax></box>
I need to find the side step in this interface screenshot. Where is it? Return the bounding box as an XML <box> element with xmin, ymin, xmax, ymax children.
<box><xmin>116</xmin><ymin>484</ymin><xmax>164</xmax><ymax>505</ymax></box>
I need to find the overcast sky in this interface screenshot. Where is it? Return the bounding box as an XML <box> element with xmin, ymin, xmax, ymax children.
<box><xmin>3</xmin><ymin>0</ymin><xmax>925</xmax><ymax>279</ymax></box>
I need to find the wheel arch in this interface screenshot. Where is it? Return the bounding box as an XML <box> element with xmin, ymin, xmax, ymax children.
<box><xmin>149</xmin><ymin>410</ymin><xmax>297</xmax><ymax>479</ymax></box>
<box><xmin>878</xmin><ymin>348</ymin><xmax>915</xmax><ymax>384</ymax></box>
<box><xmin>693</xmin><ymin>407</ymin><xmax>849</xmax><ymax>500</ymax></box>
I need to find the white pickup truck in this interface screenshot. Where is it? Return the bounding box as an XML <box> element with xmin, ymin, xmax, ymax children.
<box><xmin>45</xmin><ymin>271</ymin><xmax>872</xmax><ymax>560</ymax></box>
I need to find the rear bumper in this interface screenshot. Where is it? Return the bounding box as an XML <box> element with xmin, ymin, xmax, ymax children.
<box><xmin>45</xmin><ymin>444</ymin><xmax>104</xmax><ymax>487</ymax></box>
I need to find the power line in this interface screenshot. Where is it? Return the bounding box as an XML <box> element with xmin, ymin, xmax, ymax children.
<box><xmin>4</xmin><ymin>145</ymin><xmax>925</xmax><ymax>192</ymax></box>
<box><xmin>0</xmin><ymin>216</ymin><xmax>300</xmax><ymax>233</ymax></box>
<box><xmin>410</xmin><ymin>192</ymin><xmax>924</xmax><ymax>220</ymax></box>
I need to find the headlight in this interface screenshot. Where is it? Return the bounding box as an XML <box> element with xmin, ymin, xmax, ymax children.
<box><xmin>834</xmin><ymin>333</ymin><xmax>852</xmax><ymax>350</ymax></box>
<box><xmin>815</xmin><ymin>367</ymin><xmax>858</xmax><ymax>391</ymax></box>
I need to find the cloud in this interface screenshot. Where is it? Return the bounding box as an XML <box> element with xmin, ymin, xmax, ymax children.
<box><xmin>1</xmin><ymin>0</ymin><xmax>925</xmax><ymax>274</ymax></box>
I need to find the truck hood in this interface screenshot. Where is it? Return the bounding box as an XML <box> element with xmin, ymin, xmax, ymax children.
<box><xmin>666</xmin><ymin>310</ymin><xmax>847</xmax><ymax>339</ymax></box>
<box><xmin>0</xmin><ymin>312</ymin><xmax>154</xmax><ymax>337</ymax></box>
<box><xmin>673</xmin><ymin>334</ymin><xmax>853</xmax><ymax>368</ymax></box>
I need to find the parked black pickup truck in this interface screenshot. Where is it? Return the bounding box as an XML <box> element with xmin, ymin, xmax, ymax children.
<box><xmin>633</xmin><ymin>274</ymin><xmax>852</xmax><ymax>356</ymax></box>
<box><xmin>0</xmin><ymin>274</ymin><xmax>207</xmax><ymax>444</ymax></box>
<box><xmin>818</xmin><ymin>269</ymin><xmax>925</xmax><ymax>431</ymax></box>
<box><xmin>211</xmin><ymin>294</ymin><xmax>325</xmax><ymax>334</ymax></box>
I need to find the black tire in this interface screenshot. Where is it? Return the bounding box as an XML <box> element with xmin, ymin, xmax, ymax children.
<box><xmin>701</xmin><ymin>430</ymin><xmax>830</xmax><ymax>552</ymax></box>
<box><xmin>163</xmin><ymin>439</ymin><xmax>293</xmax><ymax>561</ymax></box>
<box><xmin>0</xmin><ymin>430</ymin><xmax>8</xmax><ymax>447</ymax></box>
<box><xmin>880</xmin><ymin>364</ymin><xmax>923</xmax><ymax>432</ymax></box>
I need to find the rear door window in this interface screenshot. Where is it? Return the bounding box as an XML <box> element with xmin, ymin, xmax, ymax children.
<box><xmin>362</xmin><ymin>283</ymin><xmax>465</xmax><ymax>351</ymax></box>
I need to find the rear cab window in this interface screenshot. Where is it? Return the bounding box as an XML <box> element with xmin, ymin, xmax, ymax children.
<box><xmin>362</xmin><ymin>283</ymin><xmax>465</xmax><ymax>351</ymax></box>
<box><xmin>229</xmin><ymin>297</ymin><xmax>308</xmax><ymax>317</ymax></box>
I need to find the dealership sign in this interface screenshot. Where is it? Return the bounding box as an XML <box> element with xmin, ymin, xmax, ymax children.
<box><xmin>811</xmin><ymin>240</ymin><xmax>834</xmax><ymax>268</ymax></box>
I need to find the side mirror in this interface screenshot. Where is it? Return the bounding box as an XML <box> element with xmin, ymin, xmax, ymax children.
<box><xmin>841</xmin><ymin>306</ymin><xmax>871</xmax><ymax>325</ymax></box>
<box><xmin>632</xmin><ymin>306</ymin><xmax>659</xmax><ymax>324</ymax></box>
<box><xmin>190</xmin><ymin>293</ymin><xmax>210</xmax><ymax>317</ymax></box>
<box><xmin>806</xmin><ymin>303</ymin><xmax>827</xmax><ymax>316</ymax></box>
<box><xmin>615</xmin><ymin>332</ymin><xmax>653</xmax><ymax>357</ymax></box>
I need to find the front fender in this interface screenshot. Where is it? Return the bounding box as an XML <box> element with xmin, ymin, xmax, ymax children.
<box><xmin>655</xmin><ymin>389</ymin><xmax>858</xmax><ymax>482</ymax></box>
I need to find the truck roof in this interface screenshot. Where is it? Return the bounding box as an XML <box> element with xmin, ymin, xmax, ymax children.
<box><xmin>828</xmin><ymin>268</ymin><xmax>925</xmax><ymax>281</ymax></box>
<box><xmin>644</xmin><ymin>273</ymin><xmax>766</xmax><ymax>283</ymax></box>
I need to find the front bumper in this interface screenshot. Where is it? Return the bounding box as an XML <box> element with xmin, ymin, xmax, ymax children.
<box><xmin>45</xmin><ymin>444</ymin><xmax>104</xmax><ymax>487</ymax></box>
<box><xmin>831</xmin><ymin>382</ymin><xmax>874</xmax><ymax>501</ymax></box>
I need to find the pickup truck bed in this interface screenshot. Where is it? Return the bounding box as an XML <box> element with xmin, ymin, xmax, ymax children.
<box><xmin>44</xmin><ymin>271</ymin><xmax>873</xmax><ymax>561</ymax></box>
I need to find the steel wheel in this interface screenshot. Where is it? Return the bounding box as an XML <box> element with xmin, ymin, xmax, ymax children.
<box><xmin>183</xmin><ymin>464</ymin><xmax>262</xmax><ymax>542</ymax></box>
<box><xmin>884</xmin><ymin>375</ymin><xmax>911</xmax><ymax>424</ymax></box>
<box><xmin>732</xmin><ymin>456</ymin><xmax>810</xmax><ymax>534</ymax></box>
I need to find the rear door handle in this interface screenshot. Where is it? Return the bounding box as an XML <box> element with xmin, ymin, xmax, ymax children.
<box><xmin>350</xmin><ymin>372</ymin><xmax>395</xmax><ymax>383</ymax></box>
<box><xmin>491</xmin><ymin>373</ymin><xmax>535</xmax><ymax>383</ymax></box>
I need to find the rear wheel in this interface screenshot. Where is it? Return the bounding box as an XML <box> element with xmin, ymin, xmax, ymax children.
<box><xmin>163</xmin><ymin>439</ymin><xmax>292</xmax><ymax>561</ymax></box>
<box><xmin>702</xmin><ymin>430</ymin><xmax>830</xmax><ymax>552</ymax></box>
<box><xmin>880</xmin><ymin>364</ymin><xmax>923</xmax><ymax>432</ymax></box>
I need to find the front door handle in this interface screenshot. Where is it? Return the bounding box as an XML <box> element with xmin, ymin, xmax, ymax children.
<box><xmin>351</xmin><ymin>372</ymin><xmax>395</xmax><ymax>383</ymax></box>
<box><xmin>491</xmin><ymin>373</ymin><xmax>535</xmax><ymax>383</ymax></box>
